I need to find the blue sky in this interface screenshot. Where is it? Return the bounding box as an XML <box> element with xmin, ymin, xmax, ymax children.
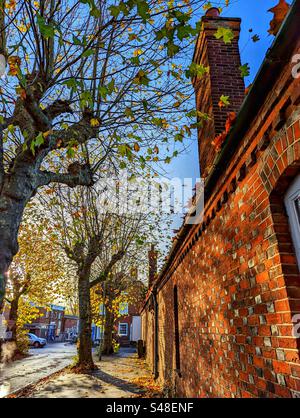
<box><xmin>167</xmin><ymin>0</ymin><xmax>278</xmax><ymax>182</ymax></box>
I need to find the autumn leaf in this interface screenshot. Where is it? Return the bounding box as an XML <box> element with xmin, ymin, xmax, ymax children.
<box><xmin>240</xmin><ymin>63</ymin><xmax>250</xmax><ymax>78</ymax></box>
<box><xmin>43</xmin><ymin>130</ymin><xmax>52</xmax><ymax>138</ymax></box>
<box><xmin>72</xmin><ymin>211</ymin><xmax>82</xmax><ymax>219</ymax></box>
<box><xmin>45</xmin><ymin>188</ymin><xmax>55</xmax><ymax>195</ymax></box>
<box><xmin>8</xmin><ymin>56</ymin><xmax>21</xmax><ymax>76</ymax></box>
<box><xmin>133</xmin><ymin>49</ymin><xmax>143</xmax><ymax>57</ymax></box>
<box><xmin>128</xmin><ymin>33</ymin><xmax>138</xmax><ymax>41</ymax></box>
<box><xmin>268</xmin><ymin>0</ymin><xmax>290</xmax><ymax>36</ymax></box>
<box><xmin>16</xmin><ymin>86</ymin><xmax>26</xmax><ymax>100</ymax></box>
<box><xmin>203</xmin><ymin>2</ymin><xmax>213</xmax><ymax>11</ymax></box>
<box><xmin>134</xmin><ymin>143</ymin><xmax>140</xmax><ymax>152</ymax></box>
<box><xmin>218</xmin><ymin>95</ymin><xmax>230</xmax><ymax>108</ymax></box>
<box><xmin>214</xmin><ymin>27</ymin><xmax>234</xmax><ymax>44</ymax></box>
<box><xmin>90</xmin><ymin>118</ymin><xmax>100</xmax><ymax>127</ymax></box>
<box><xmin>225</xmin><ymin>112</ymin><xmax>236</xmax><ymax>133</ymax></box>
<box><xmin>6</xmin><ymin>0</ymin><xmax>17</xmax><ymax>12</ymax></box>
<box><xmin>252</xmin><ymin>34</ymin><xmax>260</xmax><ymax>43</ymax></box>
<box><xmin>212</xmin><ymin>132</ymin><xmax>227</xmax><ymax>151</ymax></box>
<box><xmin>185</xmin><ymin>62</ymin><xmax>209</xmax><ymax>79</ymax></box>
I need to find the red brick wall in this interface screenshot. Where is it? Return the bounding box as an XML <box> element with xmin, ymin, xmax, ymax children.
<box><xmin>33</xmin><ymin>307</ymin><xmax>48</xmax><ymax>323</ymax></box>
<box><xmin>142</xmin><ymin>307</ymin><xmax>155</xmax><ymax>371</ymax></box>
<box><xmin>141</xmin><ymin>39</ymin><xmax>300</xmax><ymax>398</ymax></box>
<box><xmin>63</xmin><ymin>317</ymin><xmax>78</xmax><ymax>332</ymax></box>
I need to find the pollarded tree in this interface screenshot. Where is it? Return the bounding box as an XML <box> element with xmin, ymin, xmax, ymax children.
<box><xmin>91</xmin><ymin>264</ymin><xmax>146</xmax><ymax>356</ymax></box>
<box><xmin>46</xmin><ymin>181</ymin><xmax>151</xmax><ymax>370</ymax></box>
<box><xmin>0</xmin><ymin>0</ymin><xmax>209</xmax><ymax>311</ymax></box>
<box><xmin>5</xmin><ymin>202</ymin><xmax>68</xmax><ymax>352</ymax></box>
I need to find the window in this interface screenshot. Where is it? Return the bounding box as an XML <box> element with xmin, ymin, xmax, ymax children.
<box><xmin>99</xmin><ymin>303</ymin><xmax>106</xmax><ymax>315</ymax></box>
<box><xmin>119</xmin><ymin>302</ymin><xmax>129</xmax><ymax>315</ymax></box>
<box><xmin>285</xmin><ymin>174</ymin><xmax>300</xmax><ymax>270</ymax></box>
<box><xmin>118</xmin><ymin>323</ymin><xmax>128</xmax><ymax>336</ymax></box>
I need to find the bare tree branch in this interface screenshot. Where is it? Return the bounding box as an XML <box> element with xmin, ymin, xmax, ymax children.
<box><xmin>89</xmin><ymin>250</ymin><xmax>125</xmax><ymax>288</ymax></box>
<box><xmin>38</xmin><ymin>164</ymin><xmax>94</xmax><ymax>188</ymax></box>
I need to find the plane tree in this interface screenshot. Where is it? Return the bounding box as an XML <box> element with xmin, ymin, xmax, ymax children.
<box><xmin>46</xmin><ymin>181</ymin><xmax>154</xmax><ymax>370</ymax></box>
<box><xmin>0</xmin><ymin>0</ymin><xmax>205</xmax><ymax>312</ymax></box>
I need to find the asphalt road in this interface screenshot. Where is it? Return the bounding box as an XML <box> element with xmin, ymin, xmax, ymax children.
<box><xmin>0</xmin><ymin>343</ymin><xmax>77</xmax><ymax>397</ymax></box>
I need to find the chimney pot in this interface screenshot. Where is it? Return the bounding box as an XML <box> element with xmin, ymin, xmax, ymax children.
<box><xmin>205</xmin><ymin>7</ymin><xmax>220</xmax><ymax>18</ymax></box>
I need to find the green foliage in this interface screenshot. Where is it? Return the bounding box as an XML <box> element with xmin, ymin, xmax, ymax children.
<box><xmin>30</xmin><ymin>132</ymin><xmax>45</xmax><ymax>155</ymax></box>
<box><xmin>214</xmin><ymin>27</ymin><xmax>234</xmax><ymax>44</ymax></box>
<box><xmin>112</xmin><ymin>338</ymin><xmax>120</xmax><ymax>353</ymax></box>
<box><xmin>36</xmin><ymin>13</ymin><xmax>55</xmax><ymax>39</ymax></box>
<box><xmin>219</xmin><ymin>95</ymin><xmax>230</xmax><ymax>107</ymax></box>
<box><xmin>240</xmin><ymin>63</ymin><xmax>250</xmax><ymax>78</ymax></box>
<box><xmin>16</xmin><ymin>301</ymin><xmax>40</xmax><ymax>354</ymax></box>
<box><xmin>185</xmin><ymin>63</ymin><xmax>209</xmax><ymax>79</ymax></box>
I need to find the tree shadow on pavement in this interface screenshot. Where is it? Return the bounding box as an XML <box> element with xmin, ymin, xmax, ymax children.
<box><xmin>91</xmin><ymin>369</ymin><xmax>146</xmax><ymax>395</ymax></box>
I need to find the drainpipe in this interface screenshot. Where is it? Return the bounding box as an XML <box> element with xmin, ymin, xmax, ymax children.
<box><xmin>151</xmin><ymin>289</ymin><xmax>159</xmax><ymax>379</ymax></box>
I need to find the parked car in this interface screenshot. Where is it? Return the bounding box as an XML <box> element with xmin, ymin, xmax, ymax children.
<box><xmin>28</xmin><ymin>333</ymin><xmax>47</xmax><ymax>348</ymax></box>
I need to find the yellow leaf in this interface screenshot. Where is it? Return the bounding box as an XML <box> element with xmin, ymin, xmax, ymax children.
<box><xmin>133</xmin><ymin>49</ymin><xmax>143</xmax><ymax>57</ymax></box>
<box><xmin>43</xmin><ymin>130</ymin><xmax>52</xmax><ymax>138</ymax></box>
<box><xmin>90</xmin><ymin>118</ymin><xmax>100</xmax><ymax>127</ymax></box>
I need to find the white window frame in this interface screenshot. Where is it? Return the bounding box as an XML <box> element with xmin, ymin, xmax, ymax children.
<box><xmin>99</xmin><ymin>303</ymin><xmax>106</xmax><ymax>315</ymax></box>
<box><xmin>284</xmin><ymin>174</ymin><xmax>300</xmax><ymax>270</ymax></box>
<box><xmin>118</xmin><ymin>323</ymin><xmax>128</xmax><ymax>336</ymax></box>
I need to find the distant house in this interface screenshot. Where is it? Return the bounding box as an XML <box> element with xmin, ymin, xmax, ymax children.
<box><xmin>2</xmin><ymin>302</ymin><xmax>79</xmax><ymax>342</ymax></box>
<box><xmin>27</xmin><ymin>304</ymin><xmax>65</xmax><ymax>341</ymax></box>
<box><xmin>115</xmin><ymin>301</ymin><xmax>141</xmax><ymax>347</ymax></box>
<box><xmin>62</xmin><ymin>314</ymin><xmax>79</xmax><ymax>339</ymax></box>
<box><xmin>92</xmin><ymin>300</ymin><xmax>142</xmax><ymax>347</ymax></box>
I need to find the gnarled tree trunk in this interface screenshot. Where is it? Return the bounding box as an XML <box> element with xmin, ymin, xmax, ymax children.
<box><xmin>102</xmin><ymin>305</ymin><xmax>115</xmax><ymax>355</ymax></box>
<box><xmin>8</xmin><ymin>296</ymin><xmax>19</xmax><ymax>343</ymax></box>
<box><xmin>0</xmin><ymin>188</ymin><xmax>31</xmax><ymax>313</ymax></box>
<box><xmin>77</xmin><ymin>270</ymin><xmax>95</xmax><ymax>370</ymax></box>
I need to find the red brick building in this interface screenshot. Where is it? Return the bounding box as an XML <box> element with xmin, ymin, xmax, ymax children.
<box><xmin>115</xmin><ymin>302</ymin><xmax>142</xmax><ymax>347</ymax></box>
<box><xmin>62</xmin><ymin>314</ymin><xmax>79</xmax><ymax>339</ymax></box>
<box><xmin>26</xmin><ymin>304</ymin><xmax>65</xmax><ymax>340</ymax></box>
<box><xmin>2</xmin><ymin>303</ymin><xmax>75</xmax><ymax>341</ymax></box>
<box><xmin>141</xmin><ymin>2</ymin><xmax>300</xmax><ymax>398</ymax></box>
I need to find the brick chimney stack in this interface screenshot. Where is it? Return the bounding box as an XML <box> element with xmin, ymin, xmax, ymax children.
<box><xmin>148</xmin><ymin>244</ymin><xmax>158</xmax><ymax>288</ymax></box>
<box><xmin>192</xmin><ymin>8</ymin><xmax>245</xmax><ymax>177</ymax></box>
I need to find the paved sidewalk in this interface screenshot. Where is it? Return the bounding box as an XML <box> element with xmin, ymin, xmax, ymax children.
<box><xmin>0</xmin><ymin>343</ymin><xmax>76</xmax><ymax>397</ymax></box>
<box><xmin>18</xmin><ymin>348</ymin><xmax>161</xmax><ymax>398</ymax></box>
